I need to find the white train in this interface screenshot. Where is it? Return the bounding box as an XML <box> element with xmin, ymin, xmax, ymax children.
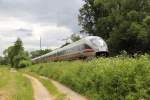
<box><xmin>32</xmin><ymin>36</ymin><xmax>108</xmax><ymax>63</ymax></box>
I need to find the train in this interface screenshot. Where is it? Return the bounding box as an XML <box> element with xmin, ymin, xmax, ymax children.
<box><xmin>31</xmin><ymin>36</ymin><xmax>108</xmax><ymax>63</ymax></box>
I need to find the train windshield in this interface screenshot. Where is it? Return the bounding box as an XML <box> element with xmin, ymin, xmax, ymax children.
<box><xmin>90</xmin><ymin>37</ymin><xmax>106</xmax><ymax>48</ymax></box>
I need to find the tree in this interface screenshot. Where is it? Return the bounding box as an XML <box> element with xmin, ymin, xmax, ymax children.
<box><xmin>70</xmin><ymin>34</ymin><xmax>81</xmax><ymax>42</ymax></box>
<box><xmin>79</xmin><ymin>0</ymin><xmax>150</xmax><ymax>55</ymax></box>
<box><xmin>13</xmin><ymin>51</ymin><xmax>30</xmax><ymax>68</ymax></box>
<box><xmin>3</xmin><ymin>38</ymin><xmax>30</xmax><ymax>68</ymax></box>
<box><xmin>0</xmin><ymin>56</ymin><xmax>8</xmax><ymax>65</ymax></box>
<box><xmin>30</xmin><ymin>49</ymin><xmax>52</xmax><ymax>58</ymax></box>
<box><xmin>78</xmin><ymin>0</ymin><xmax>97</xmax><ymax>35</ymax></box>
<box><xmin>3</xmin><ymin>46</ymin><xmax>16</xmax><ymax>67</ymax></box>
<box><xmin>60</xmin><ymin>33</ymin><xmax>81</xmax><ymax>48</ymax></box>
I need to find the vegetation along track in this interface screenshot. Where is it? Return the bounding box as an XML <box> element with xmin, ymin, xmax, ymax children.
<box><xmin>28</xmin><ymin>55</ymin><xmax>150</xmax><ymax>100</ymax></box>
<box><xmin>0</xmin><ymin>67</ymin><xmax>86</xmax><ymax>100</ymax></box>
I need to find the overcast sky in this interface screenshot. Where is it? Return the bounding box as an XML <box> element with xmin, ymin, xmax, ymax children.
<box><xmin>0</xmin><ymin>0</ymin><xmax>83</xmax><ymax>55</ymax></box>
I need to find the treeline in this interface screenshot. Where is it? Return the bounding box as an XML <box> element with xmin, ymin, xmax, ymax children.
<box><xmin>30</xmin><ymin>49</ymin><xmax>52</xmax><ymax>59</ymax></box>
<box><xmin>79</xmin><ymin>0</ymin><xmax>150</xmax><ymax>55</ymax></box>
<box><xmin>0</xmin><ymin>38</ymin><xmax>51</xmax><ymax>68</ymax></box>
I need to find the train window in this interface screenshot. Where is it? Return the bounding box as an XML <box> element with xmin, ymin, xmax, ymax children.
<box><xmin>62</xmin><ymin>50</ymin><xmax>65</xmax><ymax>55</ymax></box>
<box><xmin>53</xmin><ymin>53</ymin><xmax>56</xmax><ymax>56</ymax></box>
<box><xmin>69</xmin><ymin>45</ymin><xmax>82</xmax><ymax>53</ymax></box>
<box><xmin>79</xmin><ymin>44</ymin><xmax>83</xmax><ymax>50</ymax></box>
<box><xmin>58</xmin><ymin>52</ymin><xmax>60</xmax><ymax>56</ymax></box>
<box><xmin>57</xmin><ymin>52</ymin><xmax>59</xmax><ymax>56</ymax></box>
<box><xmin>57</xmin><ymin>50</ymin><xmax>65</xmax><ymax>56</ymax></box>
<box><xmin>68</xmin><ymin>48</ymin><xmax>71</xmax><ymax>53</ymax></box>
<box><xmin>71</xmin><ymin>46</ymin><xmax>77</xmax><ymax>53</ymax></box>
<box><xmin>84</xmin><ymin>44</ymin><xmax>92</xmax><ymax>49</ymax></box>
<box><xmin>60</xmin><ymin>51</ymin><xmax>63</xmax><ymax>55</ymax></box>
<box><xmin>76</xmin><ymin>45</ymin><xmax>80</xmax><ymax>51</ymax></box>
<box><xmin>63</xmin><ymin>50</ymin><xmax>66</xmax><ymax>54</ymax></box>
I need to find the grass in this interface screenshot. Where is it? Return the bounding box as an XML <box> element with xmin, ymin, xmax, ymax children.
<box><xmin>0</xmin><ymin>67</ymin><xmax>34</xmax><ymax>100</ymax></box>
<box><xmin>28</xmin><ymin>55</ymin><xmax>150</xmax><ymax>100</ymax></box>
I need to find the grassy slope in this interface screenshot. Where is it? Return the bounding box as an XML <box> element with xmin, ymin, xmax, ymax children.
<box><xmin>0</xmin><ymin>67</ymin><xmax>34</xmax><ymax>100</ymax></box>
<box><xmin>28</xmin><ymin>55</ymin><xmax>150</xmax><ymax>100</ymax></box>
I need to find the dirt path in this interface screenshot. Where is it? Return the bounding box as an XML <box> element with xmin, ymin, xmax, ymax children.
<box><xmin>24</xmin><ymin>74</ymin><xmax>53</xmax><ymax>100</ymax></box>
<box><xmin>51</xmin><ymin>80</ymin><xmax>87</xmax><ymax>100</ymax></box>
<box><xmin>41</xmin><ymin>76</ymin><xmax>87</xmax><ymax>100</ymax></box>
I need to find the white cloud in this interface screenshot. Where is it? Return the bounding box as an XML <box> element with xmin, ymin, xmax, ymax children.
<box><xmin>0</xmin><ymin>0</ymin><xmax>83</xmax><ymax>55</ymax></box>
<box><xmin>0</xmin><ymin>16</ymin><xmax>74</xmax><ymax>55</ymax></box>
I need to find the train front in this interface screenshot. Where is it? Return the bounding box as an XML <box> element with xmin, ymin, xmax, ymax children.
<box><xmin>88</xmin><ymin>36</ymin><xmax>109</xmax><ymax>56</ymax></box>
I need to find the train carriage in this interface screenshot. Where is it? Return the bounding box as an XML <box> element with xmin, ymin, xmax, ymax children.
<box><xmin>32</xmin><ymin>36</ymin><xmax>108</xmax><ymax>63</ymax></box>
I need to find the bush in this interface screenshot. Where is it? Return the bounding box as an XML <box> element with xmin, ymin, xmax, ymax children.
<box><xmin>19</xmin><ymin>60</ymin><xmax>31</xmax><ymax>68</ymax></box>
<box><xmin>28</xmin><ymin>55</ymin><xmax>150</xmax><ymax>100</ymax></box>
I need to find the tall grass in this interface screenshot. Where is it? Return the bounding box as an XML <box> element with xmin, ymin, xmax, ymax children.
<box><xmin>12</xmin><ymin>73</ymin><xmax>33</xmax><ymax>100</ymax></box>
<box><xmin>29</xmin><ymin>55</ymin><xmax>150</xmax><ymax>100</ymax></box>
<box><xmin>0</xmin><ymin>67</ymin><xmax>34</xmax><ymax>100</ymax></box>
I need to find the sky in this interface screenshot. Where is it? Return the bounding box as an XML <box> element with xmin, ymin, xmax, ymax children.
<box><xmin>0</xmin><ymin>0</ymin><xmax>83</xmax><ymax>55</ymax></box>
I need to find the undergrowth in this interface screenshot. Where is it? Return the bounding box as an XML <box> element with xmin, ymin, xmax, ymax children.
<box><xmin>28</xmin><ymin>55</ymin><xmax>150</xmax><ymax>100</ymax></box>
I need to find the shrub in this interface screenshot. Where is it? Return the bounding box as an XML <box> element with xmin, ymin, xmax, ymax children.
<box><xmin>19</xmin><ymin>60</ymin><xmax>31</xmax><ymax>68</ymax></box>
<box><xmin>28</xmin><ymin>55</ymin><xmax>150</xmax><ymax>100</ymax></box>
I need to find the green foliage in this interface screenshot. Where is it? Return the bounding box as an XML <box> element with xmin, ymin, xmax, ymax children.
<box><xmin>0</xmin><ymin>56</ymin><xmax>8</xmax><ymax>65</ymax></box>
<box><xmin>60</xmin><ymin>33</ymin><xmax>81</xmax><ymax>48</ymax></box>
<box><xmin>3</xmin><ymin>38</ymin><xmax>30</xmax><ymax>68</ymax></box>
<box><xmin>30</xmin><ymin>49</ymin><xmax>52</xmax><ymax>58</ymax></box>
<box><xmin>144</xmin><ymin>16</ymin><xmax>150</xmax><ymax>25</ymax></box>
<box><xmin>18</xmin><ymin>60</ymin><xmax>31</xmax><ymax>68</ymax></box>
<box><xmin>79</xmin><ymin>0</ymin><xmax>150</xmax><ymax>55</ymax></box>
<box><xmin>29</xmin><ymin>55</ymin><xmax>150</xmax><ymax>100</ymax></box>
<box><xmin>12</xmin><ymin>73</ymin><xmax>33</xmax><ymax>100</ymax></box>
<box><xmin>13</xmin><ymin>51</ymin><xmax>30</xmax><ymax>68</ymax></box>
<box><xmin>70</xmin><ymin>33</ymin><xmax>81</xmax><ymax>42</ymax></box>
